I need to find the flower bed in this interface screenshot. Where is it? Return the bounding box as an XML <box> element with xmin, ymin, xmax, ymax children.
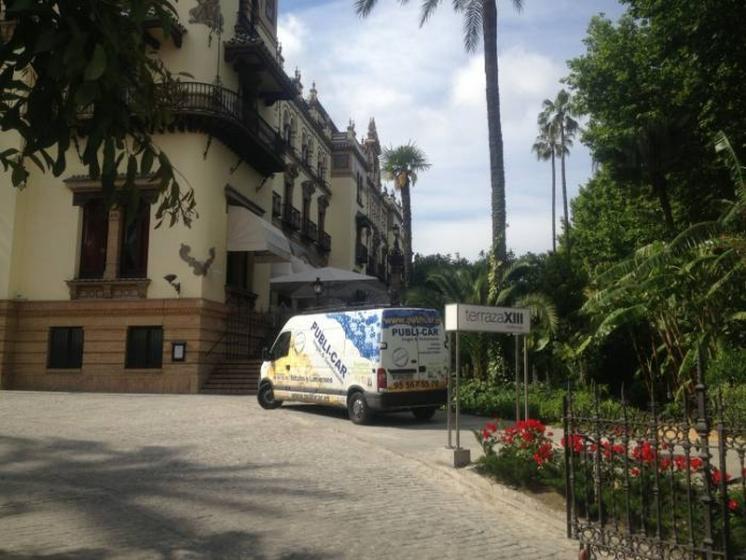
<box><xmin>474</xmin><ymin>418</ymin><xmax>746</xmax><ymax>551</ymax></box>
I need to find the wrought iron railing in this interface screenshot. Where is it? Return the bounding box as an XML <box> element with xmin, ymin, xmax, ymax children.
<box><xmin>282</xmin><ymin>204</ymin><xmax>300</xmax><ymax>230</ymax></box>
<box><xmin>168</xmin><ymin>81</ymin><xmax>283</xmax><ymax>155</ymax></box>
<box><xmin>302</xmin><ymin>218</ymin><xmax>318</xmax><ymax>241</ymax></box>
<box><xmin>563</xmin><ymin>359</ymin><xmax>746</xmax><ymax>559</ymax></box>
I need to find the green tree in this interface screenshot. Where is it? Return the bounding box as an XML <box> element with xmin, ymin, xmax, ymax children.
<box><xmin>0</xmin><ymin>0</ymin><xmax>195</xmax><ymax>226</ymax></box>
<box><xmin>531</xmin><ymin>119</ymin><xmax>560</xmax><ymax>252</ymax></box>
<box><xmin>355</xmin><ymin>0</ymin><xmax>525</xmax><ymax>263</ymax></box>
<box><xmin>538</xmin><ymin>90</ymin><xmax>578</xmax><ymax>252</ymax></box>
<box><xmin>381</xmin><ymin>142</ymin><xmax>431</xmax><ymax>284</ymax></box>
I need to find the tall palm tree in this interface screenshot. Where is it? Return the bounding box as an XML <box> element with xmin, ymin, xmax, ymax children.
<box><xmin>532</xmin><ymin>121</ymin><xmax>560</xmax><ymax>252</ymax></box>
<box><xmin>539</xmin><ymin>90</ymin><xmax>578</xmax><ymax>251</ymax></box>
<box><xmin>381</xmin><ymin>142</ymin><xmax>431</xmax><ymax>284</ymax></box>
<box><xmin>355</xmin><ymin>0</ymin><xmax>524</xmax><ymax>264</ymax></box>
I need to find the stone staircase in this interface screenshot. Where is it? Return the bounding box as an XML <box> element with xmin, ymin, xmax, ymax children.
<box><xmin>201</xmin><ymin>359</ymin><xmax>263</xmax><ymax>395</ymax></box>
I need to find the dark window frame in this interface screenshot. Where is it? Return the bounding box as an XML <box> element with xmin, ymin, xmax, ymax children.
<box><xmin>47</xmin><ymin>327</ymin><xmax>84</xmax><ymax>369</ymax></box>
<box><xmin>125</xmin><ymin>326</ymin><xmax>163</xmax><ymax>369</ymax></box>
<box><xmin>119</xmin><ymin>199</ymin><xmax>151</xmax><ymax>279</ymax></box>
<box><xmin>78</xmin><ymin>199</ymin><xmax>109</xmax><ymax>279</ymax></box>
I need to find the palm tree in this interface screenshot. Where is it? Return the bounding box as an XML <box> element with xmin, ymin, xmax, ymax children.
<box><xmin>532</xmin><ymin>121</ymin><xmax>560</xmax><ymax>252</ymax></box>
<box><xmin>381</xmin><ymin>142</ymin><xmax>431</xmax><ymax>284</ymax></box>
<box><xmin>539</xmin><ymin>90</ymin><xmax>578</xmax><ymax>251</ymax></box>
<box><xmin>355</xmin><ymin>0</ymin><xmax>524</xmax><ymax>264</ymax></box>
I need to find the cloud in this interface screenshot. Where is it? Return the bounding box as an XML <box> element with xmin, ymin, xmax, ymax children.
<box><xmin>277</xmin><ymin>14</ymin><xmax>307</xmax><ymax>59</ymax></box>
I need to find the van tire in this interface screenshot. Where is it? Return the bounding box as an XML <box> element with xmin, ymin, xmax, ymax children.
<box><xmin>347</xmin><ymin>392</ymin><xmax>372</xmax><ymax>425</ymax></box>
<box><xmin>412</xmin><ymin>407</ymin><xmax>437</xmax><ymax>421</ymax></box>
<box><xmin>257</xmin><ymin>383</ymin><xmax>283</xmax><ymax>410</ymax></box>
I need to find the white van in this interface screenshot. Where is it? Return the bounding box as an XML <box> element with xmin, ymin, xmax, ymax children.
<box><xmin>257</xmin><ymin>307</ymin><xmax>448</xmax><ymax>424</ymax></box>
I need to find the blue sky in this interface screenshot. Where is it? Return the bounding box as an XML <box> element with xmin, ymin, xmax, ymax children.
<box><xmin>278</xmin><ymin>0</ymin><xmax>626</xmax><ymax>259</ymax></box>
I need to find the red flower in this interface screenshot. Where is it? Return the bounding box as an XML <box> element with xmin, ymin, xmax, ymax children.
<box><xmin>630</xmin><ymin>467</ymin><xmax>640</xmax><ymax>478</ymax></box>
<box><xmin>728</xmin><ymin>499</ymin><xmax>739</xmax><ymax>513</ymax></box>
<box><xmin>658</xmin><ymin>458</ymin><xmax>672</xmax><ymax>471</ymax></box>
<box><xmin>561</xmin><ymin>434</ymin><xmax>584</xmax><ymax>454</ymax></box>
<box><xmin>710</xmin><ymin>468</ymin><xmax>731</xmax><ymax>486</ymax></box>
<box><xmin>690</xmin><ymin>457</ymin><xmax>703</xmax><ymax>472</ymax></box>
<box><xmin>632</xmin><ymin>442</ymin><xmax>657</xmax><ymax>464</ymax></box>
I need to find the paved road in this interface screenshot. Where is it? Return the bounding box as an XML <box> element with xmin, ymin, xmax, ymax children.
<box><xmin>0</xmin><ymin>391</ymin><xmax>577</xmax><ymax>559</ymax></box>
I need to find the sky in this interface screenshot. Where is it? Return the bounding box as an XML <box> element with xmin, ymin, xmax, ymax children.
<box><xmin>277</xmin><ymin>0</ymin><xmax>627</xmax><ymax>260</ymax></box>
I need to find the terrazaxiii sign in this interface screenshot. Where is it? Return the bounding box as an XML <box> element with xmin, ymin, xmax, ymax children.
<box><xmin>441</xmin><ymin>303</ymin><xmax>532</xmax><ymax>469</ymax></box>
<box><xmin>444</xmin><ymin>303</ymin><xmax>530</xmax><ymax>334</ymax></box>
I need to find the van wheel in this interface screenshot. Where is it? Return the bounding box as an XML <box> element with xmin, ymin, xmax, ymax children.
<box><xmin>257</xmin><ymin>383</ymin><xmax>282</xmax><ymax>410</ymax></box>
<box><xmin>348</xmin><ymin>392</ymin><xmax>372</xmax><ymax>425</ymax></box>
<box><xmin>412</xmin><ymin>407</ymin><xmax>437</xmax><ymax>421</ymax></box>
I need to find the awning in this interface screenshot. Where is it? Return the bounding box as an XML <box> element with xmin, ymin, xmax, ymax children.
<box><xmin>227</xmin><ymin>206</ymin><xmax>292</xmax><ymax>262</ymax></box>
<box><xmin>270</xmin><ymin>256</ymin><xmax>313</xmax><ymax>278</ymax></box>
<box><xmin>270</xmin><ymin>266</ymin><xmax>378</xmax><ymax>285</ymax></box>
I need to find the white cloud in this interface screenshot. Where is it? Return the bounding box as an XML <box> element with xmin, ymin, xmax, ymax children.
<box><xmin>277</xmin><ymin>14</ymin><xmax>307</xmax><ymax>59</ymax></box>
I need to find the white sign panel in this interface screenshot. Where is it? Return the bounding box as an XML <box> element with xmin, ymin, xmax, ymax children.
<box><xmin>444</xmin><ymin>303</ymin><xmax>530</xmax><ymax>334</ymax></box>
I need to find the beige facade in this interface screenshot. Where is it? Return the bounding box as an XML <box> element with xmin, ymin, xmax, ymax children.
<box><xmin>0</xmin><ymin>1</ymin><xmax>402</xmax><ymax>393</ymax></box>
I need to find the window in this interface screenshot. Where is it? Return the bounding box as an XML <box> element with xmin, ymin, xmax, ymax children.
<box><xmin>126</xmin><ymin>326</ymin><xmax>163</xmax><ymax>369</ymax></box>
<box><xmin>318</xmin><ymin>205</ymin><xmax>327</xmax><ymax>234</ymax></box>
<box><xmin>270</xmin><ymin>331</ymin><xmax>290</xmax><ymax>359</ymax></box>
<box><xmin>332</xmin><ymin>154</ymin><xmax>349</xmax><ymax>169</ymax></box>
<box><xmin>119</xmin><ymin>199</ymin><xmax>150</xmax><ymax>278</ymax></box>
<box><xmin>356</xmin><ymin>172</ymin><xmax>364</xmax><ymax>205</ymax></box>
<box><xmin>226</xmin><ymin>252</ymin><xmax>250</xmax><ymax>290</ymax></box>
<box><xmin>79</xmin><ymin>199</ymin><xmax>109</xmax><ymax>279</ymax></box>
<box><xmin>48</xmin><ymin>327</ymin><xmax>84</xmax><ymax>369</ymax></box>
<box><xmin>265</xmin><ymin>0</ymin><xmax>276</xmax><ymax>24</ymax></box>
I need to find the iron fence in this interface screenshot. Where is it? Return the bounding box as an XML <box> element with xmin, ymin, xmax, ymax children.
<box><xmin>563</xmin><ymin>359</ymin><xmax>746</xmax><ymax>559</ymax></box>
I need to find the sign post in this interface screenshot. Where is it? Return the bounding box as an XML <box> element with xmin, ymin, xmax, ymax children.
<box><xmin>443</xmin><ymin>303</ymin><xmax>531</xmax><ymax>468</ymax></box>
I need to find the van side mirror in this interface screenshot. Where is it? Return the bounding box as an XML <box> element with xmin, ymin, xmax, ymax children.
<box><xmin>262</xmin><ymin>346</ymin><xmax>271</xmax><ymax>361</ymax></box>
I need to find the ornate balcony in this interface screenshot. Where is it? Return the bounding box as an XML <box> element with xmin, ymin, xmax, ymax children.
<box><xmin>318</xmin><ymin>231</ymin><xmax>331</xmax><ymax>252</ymax></box>
<box><xmin>301</xmin><ymin>219</ymin><xmax>318</xmax><ymax>242</ymax></box>
<box><xmin>167</xmin><ymin>81</ymin><xmax>285</xmax><ymax>176</ymax></box>
<box><xmin>224</xmin><ymin>33</ymin><xmax>297</xmax><ymax>105</ymax></box>
<box><xmin>282</xmin><ymin>204</ymin><xmax>301</xmax><ymax>230</ymax></box>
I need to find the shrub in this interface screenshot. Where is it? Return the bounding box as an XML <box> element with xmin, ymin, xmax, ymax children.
<box><xmin>459</xmin><ymin>379</ymin><xmax>623</xmax><ymax>424</ymax></box>
<box><xmin>474</xmin><ymin>418</ymin><xmax>557</xmax><ymax>488</ymax></box>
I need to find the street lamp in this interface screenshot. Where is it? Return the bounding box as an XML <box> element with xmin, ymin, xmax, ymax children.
<box><xmin>312</xmin><ymin>276</ymin><xmax>323</xmax><ymax>308</ymax></box>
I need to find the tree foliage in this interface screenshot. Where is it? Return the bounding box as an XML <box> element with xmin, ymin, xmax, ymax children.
<box><xmin>0</xmin><ymin>0</ymin><xmax>196</xmax><ymax>226</ymax></box>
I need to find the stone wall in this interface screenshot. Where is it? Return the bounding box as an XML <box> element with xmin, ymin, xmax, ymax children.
<box><xmin>2</xmin><ymin>298</ymin><xmax>226</xmax><ymax>394</ymax></box>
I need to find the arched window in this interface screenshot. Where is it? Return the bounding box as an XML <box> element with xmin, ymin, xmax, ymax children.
<box><xmin>301</xmin><ymin>131</ymin><xmax>309</xmax><ymax>163</ymax></box>
<box><xmin>307</xmin><ymin>138</ymin><xmax>315</xmax><ymax>167</ymax></box>
<box><xmin>317</xmin><ymin>150</ymin><xmax>324</xmax><ymax>179</ymax></box>
<box><xmin>282</xmin><ymin>111</ymin><xmax>291</xmax><ymax>146</ymax></box>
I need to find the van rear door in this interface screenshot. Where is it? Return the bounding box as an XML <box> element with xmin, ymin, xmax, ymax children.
<box><xmin>381</xmin><ymin>308</ymin><xmax>446</xmax><ymax>391</ymax></box>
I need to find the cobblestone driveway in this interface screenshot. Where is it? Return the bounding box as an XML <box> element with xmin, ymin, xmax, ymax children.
<box><xmin>0</xmin><ymin>392</ymin><xmax>576</xmax><ymax>559</ymax></box>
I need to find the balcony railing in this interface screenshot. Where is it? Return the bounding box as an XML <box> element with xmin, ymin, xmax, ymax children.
<box><xmin>318</xmin><ymin>231</ymin><xmax>331</xmax><ymax>252</ymax></box>
<box><xmin>272</xmin><ymin>193</ymin><xmax>282</xmax><ymax>218</ymax></box>
<box><xmin>301</xmin><ymin>219</ymin><xmax>318</xmax><ymax>241</ymax></box>
<box><xmin>282</xmin><ymin>204</ymin><xmax>301</xmax><ymax>230</ymax></box>
<box><xmin>355</xmin><ymin>243</ymin><xmax>368</xmax><ymax>265</ymax></box>
<box><xmin>166</xmin><ymin>81</ymin><xmax>286</xmax><ymax>175</ymax></box>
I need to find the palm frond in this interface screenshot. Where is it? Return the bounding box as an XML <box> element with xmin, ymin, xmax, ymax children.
<box><xmin>355</xmin><ymin>0</ymin><xmax>379</xmax><ymax>17</ymax></box>
<box><xmin>420</xmin><ymin>0</ymin><xmax>443</xmax><ymax>26</ymax></box>
<box><xmin>462</xmin><ymin>0</ymin><xmax>482</xmax><ymax>53</ymax></box>
<box><xmin>516</xmin><ymin>292</ymin><xmax>559</xmax><ymax>335</ymax></box>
